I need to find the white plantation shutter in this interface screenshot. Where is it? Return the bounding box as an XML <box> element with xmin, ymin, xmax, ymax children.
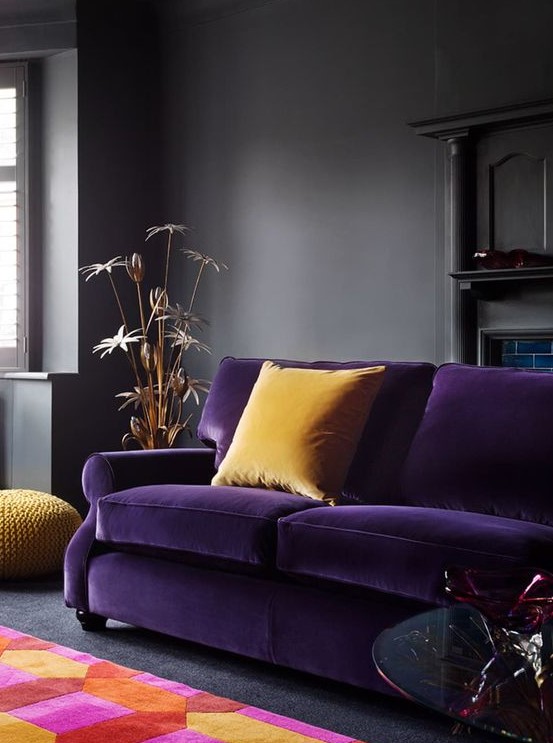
<box><xmin>0</xmin><ymin>64</ymin><xmax>26</xmax><ymax>371</ymax></box>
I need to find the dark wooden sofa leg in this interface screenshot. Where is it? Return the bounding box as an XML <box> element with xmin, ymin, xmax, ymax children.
<box><xmin>76</xmin><ymin>609</ymin><xmax>107</xmax><ymax>631</ymax></box>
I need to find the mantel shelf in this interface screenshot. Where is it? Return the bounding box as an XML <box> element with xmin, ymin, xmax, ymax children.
<box><xmin>450</xmin><ymin>267</ymin><xmax>553</xmax><ymax>297</ymax></box>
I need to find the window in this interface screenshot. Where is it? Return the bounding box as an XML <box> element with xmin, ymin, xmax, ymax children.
<box><xmin>0</xmin><ymin>64</ymin><xmax>26</xmax><ymax>371</ymax></box>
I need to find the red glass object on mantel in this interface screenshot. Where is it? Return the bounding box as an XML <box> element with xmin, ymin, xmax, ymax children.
<box><xmin>445</xmin><ymin>566</ymin><xmax>553</xmax><ymax>633</ymax></box>
<box><xmin>474</xmin><ymin>248</ymin><xmax>553</xmax><ymax>270</ymax></box>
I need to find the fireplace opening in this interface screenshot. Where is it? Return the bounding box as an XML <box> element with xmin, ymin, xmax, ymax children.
<box><xmin>480</xmin><ymin>329</ymin><xmax>553</xmax><ymax>370</ymax></box>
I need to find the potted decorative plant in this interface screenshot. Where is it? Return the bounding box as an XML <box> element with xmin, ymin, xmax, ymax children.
<box><xmin>80</xmin><ymin>223</ymin><xmax>227</xmax><ymax>449</ymax></box>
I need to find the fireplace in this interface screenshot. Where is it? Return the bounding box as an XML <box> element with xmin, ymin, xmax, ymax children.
<box><xmin>410</xmin><ymin>99</ymin><xmax>553</xmax><ymax>366</ymax></box>
<box><xmin>480</xmin><ymin>329</ymin><xmax>553</xmax><ymax>370</ymax></box>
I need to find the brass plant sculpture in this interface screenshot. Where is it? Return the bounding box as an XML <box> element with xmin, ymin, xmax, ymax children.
<box><xmin>80</xmin><ymin>224</ymin><xmax>227</xmax><ymax>449</ymax></box>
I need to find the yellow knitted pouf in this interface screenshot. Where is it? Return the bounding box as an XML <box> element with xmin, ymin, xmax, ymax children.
<box><xmin>0</xmin><ymin>490</ymin><xmax>82</xmax><ymax>580</ymax></box>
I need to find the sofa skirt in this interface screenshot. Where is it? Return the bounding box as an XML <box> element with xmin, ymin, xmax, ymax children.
<box><xmin>85</xmin><ymin>551</ymin><xmax>432</xmax><ymax>696</ymax></box>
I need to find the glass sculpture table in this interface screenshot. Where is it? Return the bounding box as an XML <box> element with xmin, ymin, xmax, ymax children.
<box><xmin>373</xmin><ymin>568</ymin><xmax>553</xmax><ymax>742</ymax></box>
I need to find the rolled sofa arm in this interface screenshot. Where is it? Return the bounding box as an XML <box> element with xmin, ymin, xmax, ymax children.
<box><xmin>82</xmin><ymin>447</ymin><xmax>217</xmax><ymax>506</ymax></box>
<box><xmin>65</xmin><ymin>447</ymin><xmax>216</xmax><ymax>612</ymax></box>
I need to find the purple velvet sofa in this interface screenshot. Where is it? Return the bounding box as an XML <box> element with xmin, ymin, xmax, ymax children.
<box><xmin>64</xmin><ymin>358</ymin><xmax>553</xmax><ymax>696</ymax></box>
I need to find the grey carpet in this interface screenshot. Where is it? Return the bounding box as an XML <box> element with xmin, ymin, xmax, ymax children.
<box><xmin>0</xmin><ymin>575</ymin><xmax>501</xmax><ymax>743</ymax></box>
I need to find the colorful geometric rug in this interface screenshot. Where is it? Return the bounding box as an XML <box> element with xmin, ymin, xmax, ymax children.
<box><xmin>0</xmin><ymin>625</ymin><xmax>366</xmax><ymax>742</ymax></box>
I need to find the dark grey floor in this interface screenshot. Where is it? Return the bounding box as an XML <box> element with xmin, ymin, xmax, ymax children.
<box><xmin>0</xmin><ymin>575</ymin><xmax>501</xmax><ymax>743</ymax></box>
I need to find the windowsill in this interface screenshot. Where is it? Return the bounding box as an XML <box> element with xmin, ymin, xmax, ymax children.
<box><xmin>1</xmin><ymin>371</ymin><xmax>78</xmax><ymax>380</ymax></box>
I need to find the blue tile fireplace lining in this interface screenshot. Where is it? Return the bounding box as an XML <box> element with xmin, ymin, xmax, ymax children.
<box><xmin>502</xmin><ymin>340</ymin><xmax>553</xmax><ymax>371</ymax></box>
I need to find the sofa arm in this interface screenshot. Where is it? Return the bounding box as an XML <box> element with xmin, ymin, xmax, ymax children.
<box><xmin>82</xmin><ymin>447</ymin><xmax>217</xmax><ymax>506</ymax></box>
<box><xmin>65</xmin><ymin>446</ymin><xmax>216</xmax><ymax>613</ymax></box>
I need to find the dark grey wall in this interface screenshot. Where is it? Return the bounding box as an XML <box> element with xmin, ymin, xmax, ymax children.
<box><xmin>157</xmin><ymin>0</ymin><xmax>553</xmax><ymax>382</ymax></box>
<box><xmin>435</xmin><ymin>0</ymin><xmax>553</xmax><ymax>115</ymax></box>
<box><xmin>160</xmin><ymin>0</ymin><xmax>438</xmax><ymax>374</ymax></box>
<box><xmin>51</xmin><ymin>0</ymin><xmax>164</xmax><ymax>509</ymax></box>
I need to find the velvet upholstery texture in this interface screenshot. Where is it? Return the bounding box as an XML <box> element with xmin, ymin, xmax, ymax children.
<box><xmin>198</xmin><ymin>357</ymin><xmax>436</xmax><ymax>504</ymax></box>
<box><xmin>85</xmin><ymin>551</ymin><xmax>430</xmax><ymax>695</ymax></box>
<box><xmin>400</xmin><ymin>363</ymin><xmax>553</xmax><ymax>526</ymax></box>
<box><xmin>277</xmin><ymin>505</ymin><xmax>553</xmax><ymax>604</ymax></box>
<box><xmin>269</xmin><ymin>575</ymin><xmax>431</xmax><ymax>694</ymax></box>
<box><xmin>96</xmin><ymin>484</ymin><xmax>324</xmax><ymax>570</ymax></box>
<box><xmin>82</xmin><ymin>448</ymin><xmax>217</xmax><ymax>505</ymax></box>
<box><xmin>87</xmin><ymin>552</ymin><xmax>276</xmax><ymax>662</ymax></box>
<box><xmin>69</xmin><ymin>359</ymin><xmax>553</xmax><ymax>700</ymax></box>
<box><xmin>64</xmin><ymin>448</ymin><xmax>217</xmax><ymax>611</ymax></box>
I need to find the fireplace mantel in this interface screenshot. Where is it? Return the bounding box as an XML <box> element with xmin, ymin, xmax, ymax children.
<box><xmin>409</xmin><ymin>99</ymin><xmax>553</xmax><ymax>364</ymax></box>
<box><xmin>450</xmin><ymin>267</ymin><xmax>553</xmax><ymax>298</ymax></box>
<box><xmin>409</xmin><ymin>98</ymin><xmax>553</xmax><ymax>140</ymax></box>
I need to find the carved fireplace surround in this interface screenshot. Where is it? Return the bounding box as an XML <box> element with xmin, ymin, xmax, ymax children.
<box><xmin>410</xmin><ymin>99</ymin><xmax>553</xmax><ymax>367</ymax></box>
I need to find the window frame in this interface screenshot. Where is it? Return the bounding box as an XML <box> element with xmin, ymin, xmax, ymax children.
<box><xmin>0</xmin><ymin>62</ymin><xmax>28</xmax><ymax>373</ymax></box>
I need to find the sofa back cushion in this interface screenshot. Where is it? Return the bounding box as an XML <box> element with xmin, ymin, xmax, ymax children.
<box><xmin>198</xmin><ymin>357</ymin><xmax>435</xmax><ymax>505</ymax></box>
<box><xmin>400</xmin><ymin>363</ymin><xmax>553</xmax><ymax>526</ymax></box>
<box><xmin>211</xmin><ymin>361</ymin><xmax>386</xmax><ymax>505</ymax></box>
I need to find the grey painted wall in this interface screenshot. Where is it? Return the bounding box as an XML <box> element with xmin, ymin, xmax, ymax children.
<box><xmin>160</xmin><ymin>0</ymin><xmax>438</xmax><ymax>377</ymax></box>
<box><xmin>51</xmin><ymin>0</ymin><xmax>164</xmax><ymax>509</ymax></box>
<box><xmin>158</xmin><ymin>0</ymin><xmax>553</xmax><ymax>383</ymax></box>
<box><xmin>435</xmin><ymin>0</ymin><xmax>553</xmax><ymax>115</ymax></box>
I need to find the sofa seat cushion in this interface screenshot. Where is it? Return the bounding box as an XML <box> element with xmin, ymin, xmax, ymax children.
<box><xmin>96</xmin><ymin>484</ymin><xmax>325</xmax><ymax>572</ymax></box>
<box><xmin>277</xmin><ymin>505</ymin><xmax>553</xmax><ymax>604</ymax></box>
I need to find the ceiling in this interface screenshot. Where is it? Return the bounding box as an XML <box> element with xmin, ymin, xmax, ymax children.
<box><xmin>0</xmin><ymin>0</ymin><xmax>75</xmax><ymax>25</ymax></box>
<box><xmin>160</xmin><ymin>0</ymin><xmax>278</xmax><ymax>23</ymax></box>
<box><xmin>0</xmin><ymin>0</ymin><xmax>279</xmax><ymax>29</ymax></box>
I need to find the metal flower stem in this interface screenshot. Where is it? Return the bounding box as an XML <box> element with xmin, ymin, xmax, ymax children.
<box><xmin>107</xmin><ymin>272</ymin><xmax>143</xmax><ymax>394</ymax></box>
<box><xmin>166</xmin><ymin>333</ymin><xmax>183</xmax><ymax>431</ymax></box>
<box><xmin>135</xmin><ymin>279</ymin><xmax>147</xmax><ymax>341</ymax></box>
<box><xmin>112</xmin><ymin>273</ymin><xmax>159</xmax><ymax>440</ymax></box>
<box><xmin>167</xmin><ymin>259</ymin><xmax>208</xmax><ymax>386</ymax></box>
<box><xmin>164</xmin><ymin>230</ymin><xmax>173</xmax><ymax>296</ymax></box>
<box><xmin>157</xmin><ymin>230</ymin><xmax>174</xmax><ymax>429</ymax></box>
<box><xmin>144</xmin><ymin>290</ymin><xmax>171</xmax><ymax>437</ymax></box>
<box><xmin>171</xmin><ymin>260</ymin><xmax>207</xmax><ymax>374</ymax></box>
<box><xmin>188</xmin><ymin>259</ymin><xmax>206</xmax><ymax>314</ymax></box>
<box><xmin>165</xmin><ymin>260</ymin><xmax>207</xmax><ymax>402</ymax></box>
<box><xmin>133</xmin><ymin>280</ymin><xmax>155</xmax><ymax>435</ymax></box>
<box><xmin>162</xmin><ymin>234</ymin><xmax>198</xmax><ymax>432</ymax></box>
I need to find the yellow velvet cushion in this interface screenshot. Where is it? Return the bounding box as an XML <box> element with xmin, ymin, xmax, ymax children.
<box><xmin>212</xmin><ymin>361</ymin><xmax>386</xmax><ymax>504</ymax></box>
